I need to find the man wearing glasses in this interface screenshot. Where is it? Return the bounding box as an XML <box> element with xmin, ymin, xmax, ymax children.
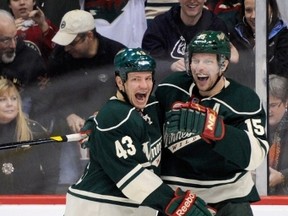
<box><xmin>0</xmin><ymin>9</ymin><xmax>48</xmax><ymax>116</ymax></box>
<box><xmin>47</xmin><ymin>10</ymin><xmax>126</xmax><ymax>193</ymax></box>
<box><xmin>49</xmin><ymin>9</ymin><xmax>126</xmax><ymax>134</ymax></box>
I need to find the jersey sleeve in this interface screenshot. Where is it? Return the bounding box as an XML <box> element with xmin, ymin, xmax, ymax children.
<box><xmin>213</xmin><ymin>91</ymin><xmax>269</xmax><ymax>171</ymax></box>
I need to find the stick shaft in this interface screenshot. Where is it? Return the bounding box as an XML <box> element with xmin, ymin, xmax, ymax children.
<box><xmin>0</xmin><ymin>133</ymin><xmax>85</xmax><ymax>150</ymax></box>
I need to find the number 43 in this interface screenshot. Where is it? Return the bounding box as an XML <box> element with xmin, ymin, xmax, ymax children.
<box><xmin>115</xmin><ymin>136</ymin><xmax>136</xmax><ymax>159</ymax></box>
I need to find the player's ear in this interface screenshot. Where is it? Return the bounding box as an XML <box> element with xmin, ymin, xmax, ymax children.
<box><xmin>115</xmin><ymin>76</ymin><xmax>124</xmax><ymax>91</ymax></box>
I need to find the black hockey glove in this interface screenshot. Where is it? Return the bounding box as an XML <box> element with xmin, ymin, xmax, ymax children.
<box><xmin>165</xmin><ymin>188</ymin><xmax>216</xmax><ymax>216</ymax></box>
<box><xmin>165</xmin><ymin>101</ymin><xmax>225</xmax><ymax>143</ymax></box>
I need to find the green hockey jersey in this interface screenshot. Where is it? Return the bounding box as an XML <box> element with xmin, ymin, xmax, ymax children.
<box><xmin>65</xmin><ymin>96</ymin><xmax>174</xmax><ymax>216</ymax></box>
<box><xmin>155</xmin><ymin>72</ymin><xmax>269</xmax><ymax>205</ymax></box>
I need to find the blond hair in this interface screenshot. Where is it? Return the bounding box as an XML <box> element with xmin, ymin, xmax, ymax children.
<box><xmin>0</xmin><ymin>78</ymin><xmax>32</xmax><ymax>141</ymax></box>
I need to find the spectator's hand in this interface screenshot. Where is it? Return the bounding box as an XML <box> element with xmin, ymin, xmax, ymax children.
<box><xmin>37</xmin><ymin>74</ymin><xmax>50</xmax><ymax>90</ymax></box>
<box><xmin>269</xmin><ymin>167</ymin><xmax>284</xmax><ymax>187</ymax></box>
<box><xmin>66</xmin><ymin>114</ymin><xmax>85</xmax><ymax>133</ymax></box>
<box><xmin>170</xmin><ymin>58</ymin><xmax>186</xmax><ymax>72</ymax></box>
<box><xmin>15</xmin><ymin>17</ymin><xmax>32</xmax><ymax>30</ymax></box>
<box><xmin>29</xmin><ymin>6</ymin><xmax>49</xmax><ymax>33</ymax></box>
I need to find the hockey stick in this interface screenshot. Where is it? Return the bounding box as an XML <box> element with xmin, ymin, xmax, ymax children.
<box><xmin>0</xmin><ymin>133</ymin><xmax>87</xmax><ymax>150</ymax></box>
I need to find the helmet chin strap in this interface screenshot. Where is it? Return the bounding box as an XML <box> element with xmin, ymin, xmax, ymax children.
<box><xmin>206</xmin><ymin>70</ymin><xmax>224</xmax><ymax>92</ymax></box>
<box><xmin>119</xmin><ymin>87</ymin><xmax>133</xmax><ymax>107</ymax></box>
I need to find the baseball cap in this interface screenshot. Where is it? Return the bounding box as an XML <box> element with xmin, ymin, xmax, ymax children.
<box><xmin>52</xmin><ymin>10</ymin><xmax>95</xmax><ymax>46</ymax></box>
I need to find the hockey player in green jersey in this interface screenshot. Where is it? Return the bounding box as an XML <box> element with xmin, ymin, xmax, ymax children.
<box><xmin>155</xmin><ymin>31</ymin><xmax>270</xmax><ymax>216</ymax></box>
<box><xmin>64</xmin><ymin>48</ymin><xmax>215</xmax><ymax>216</ymax></box>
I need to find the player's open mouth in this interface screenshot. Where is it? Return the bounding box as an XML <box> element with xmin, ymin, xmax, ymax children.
<box><xmin>197</xmin><ymin>75</ymin><xmax>208</xmax><ymax>81</ymax></box>
<box><xmin>135</xmin><ymin>93</ymin><xmax>147</xmax><ymax>101</ymax></box>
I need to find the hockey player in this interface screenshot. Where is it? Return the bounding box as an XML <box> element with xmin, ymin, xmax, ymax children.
<box><xmin>64</xmin><ymin>48</ymin><xmax>215</xmax><ymax>216</ymax></box>
<box><xmin>155</xmin><ymin>31</ymin><xmax>269</xmax><ymax>216</ymax></box>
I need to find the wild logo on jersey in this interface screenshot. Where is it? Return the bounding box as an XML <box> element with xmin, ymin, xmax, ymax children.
<box><xmin>163</xmin><ymin>130</ymin><xmax>201</xmax><ymax>153</ymax></box>
<box><xmin>84</xmin><ymin>0</ymin><xmax>129</xmax><ymax>23</ymax></box>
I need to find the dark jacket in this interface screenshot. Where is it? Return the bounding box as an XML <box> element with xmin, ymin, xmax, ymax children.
<box><xmin>0</xmin><ymin>119</ymin><xmax>60</xmax><ymax>194</ymax></box>
<box><xmin>46</xmin><ymin>33</ymin><xmax>126</xmax><ymax>133</ymax></box>
<box><xmin>142</xmin><ymin>5</ymin><xmax>228</xmax><ymax>60</ymax></box>
<box><xmin>0</xmin><ymin>39</ymin><xmax>47</xmax><ymax>87</ymax></box>
<box><xmin>267</xmin><ymin>20</ymin><xmax>288</xmax><ymax>79</ymax></box>
<box><xmin>229</xmin><ymin>18</ymin><xmax>288</xmax><ymax>89</ymax></box>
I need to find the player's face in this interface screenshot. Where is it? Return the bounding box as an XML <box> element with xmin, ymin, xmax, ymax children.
<box><xmin>179</xmin><ymin>0</ymin><xmax>205</xmax><ymax>23</ymax></box>
<box><xmin>269</xmin><ymin>95</ymin><xmax>286</xmax><ymax>127</ymax></box>
<box><xmin>9</xmin><ymin>0</ymin><xmax>35</xmax><ymax>19</ymax></box>
<box><xmin>190</xmin><ymin>53</ymin><xmax>225</xmax><ymax>97</ymax></box>
<box><xmin>0</xmin><ymin>89</ymin><xmax>19</xmax><ymax>124</ymax></box>
<box><xmin>124</xmin><ymin>72</ymin><xmax>153</xmax><ymax>110</ymax></box>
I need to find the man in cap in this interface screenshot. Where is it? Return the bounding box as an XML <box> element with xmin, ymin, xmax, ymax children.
<box><xmin>46</xmin><ymin>9</ymin><xmax>126</xmax><ymax>193</ymax></box>
<box><xmin>48</xmin><ymin>9</ymin><xmax>126</xmax><ymax>134</ymax></box>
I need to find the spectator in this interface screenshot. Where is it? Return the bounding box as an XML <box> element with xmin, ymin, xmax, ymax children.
<box><xmin>0</xmin><ymin>9</ymin><xmax>48</xmax><ymax>123</ymax></box>
<box><xmin>64</xmin><ymin>47</ymin><xmax>214</xmax><ymax>216</ymax></box>
<box><xmin>268</xmin><ymin>74</ymin><xmax>288</xmax><ymax>195</ymax></box>
<box><xmin>81</xmin><ymin>0</ymin><xmax>146</xmax><ymax>47</ymax></box>
<box><xmin>49</xmin><ymin>9</ymin><xmax>126</xmax><ymax>134</ymax></box>
<box><xmin>155</xmin><ymin>30</ymin><xmax>269</xmax><ymax>215</ymax></box>
<box><xmin>8</xmin><ymin>0</ymin><xmax>58</xmax><ymax>62</ymax></box>
<box><xmin>229</xmin><ymin>0</ymin><xmax>288</xmax><ymax>89</ymax></box>
<box><xmin>47</xmin><ymin>9</ymin><xmax>126</xmax><ymax>193</ymax></box>
<box><xmin>142</xmin><ymin>0</ymin><xmax>230</xmax><ymax>72</ymax></box>
<box><xmin>0</xmin><ymin>77</ymin><xmax>59</xmax><ymax>194</ymax></box>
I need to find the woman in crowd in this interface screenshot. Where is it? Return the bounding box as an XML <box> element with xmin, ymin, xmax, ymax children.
<box><xmin>229</xmin><ymin>0</ymin><xmax>288</xmax><ymax>89</ymax></box>
<box><xmin>268</xmin><ymin>74</ymin><xmax>288</xmax><ymax>195</ymax></box>
<box><xmin>0</xmin><ymin>77</ymin><xmax>59</xmax><ymax>194</ymax></box>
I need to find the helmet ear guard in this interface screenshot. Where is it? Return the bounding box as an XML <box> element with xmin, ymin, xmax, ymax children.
<box><xmin>114</xmin><ymin>48</ymin><xmax>156</xmax><ymax>82</ymax></box>
<box><xmin>184</xmin><ymin>50</ymin><xmax>192</xmax><ymax>76</ymax></box>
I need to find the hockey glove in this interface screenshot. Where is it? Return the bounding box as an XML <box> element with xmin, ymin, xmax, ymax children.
<box><xmin>165</xmin><ymin>101</ymin><xmax>225</xmax><ymax>143</ymax></box>
<box><xmin>165</xmin><ymin>188</ymin><xmax>214</xmax><ymax>216</ymax></box>
<box><xmin>79</xmin><ymin>115</ymin><xmax>96</xmax><ymax>149</ymax></box>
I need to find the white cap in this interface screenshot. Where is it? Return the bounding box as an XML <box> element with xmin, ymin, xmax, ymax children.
<box><xmin>52</xmin><ymin>10</ymin><xmax>95</xmax><ymax>46</ymax></box>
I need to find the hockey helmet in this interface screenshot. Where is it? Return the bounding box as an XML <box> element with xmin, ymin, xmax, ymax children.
<box><xmin>114</xmin><ymin>48</ymin><xmax>156</xmax><ymax>81</ymax></box>
<box><xmin>187</xmin><ymin>31</ymin><xmax>231</xmax><ymax>60</ymax></box>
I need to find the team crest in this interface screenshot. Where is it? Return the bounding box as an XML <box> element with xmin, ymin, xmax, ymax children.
<box><xmin>60</xmin><ymin>20</ymin><xmax>66</xmax><ymax>29</ymax></box>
